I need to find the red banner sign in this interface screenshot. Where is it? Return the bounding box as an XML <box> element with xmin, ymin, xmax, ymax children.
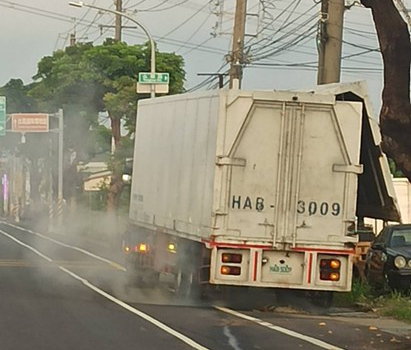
<box><xmin>11</xmin><ymin>113</ymin><xmax>49</xmax><ymax>132</ymax></box>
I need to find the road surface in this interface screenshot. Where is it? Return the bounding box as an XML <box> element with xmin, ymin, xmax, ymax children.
<box><xmin>0</xmin><ymin>221</ymin><xmax>409</xmax><ymax>350</ymax></box>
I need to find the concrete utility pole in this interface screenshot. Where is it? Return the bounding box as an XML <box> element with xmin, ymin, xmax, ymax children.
<box><xmin>70</xmin><ymin>33</ymin><xmax>76</xmax><ymax>46</ymax></box>
<box><xmin>317</xmin><ymin>0</ymin><xmax>345</xmax><ymax>85</ymax></box>
<box><xmin>229</xmin><ymin>0</ymin><xmax>247</xmax><ymax>89</ymax></box>
<box><xmin>115</xmin><ymin>0</ymin><xmax>122</xmax><ymax>41</ymax></box>
<box><xmin>57</xmin><ymin>109</ymin><xmax>64</xmax><ymax>229</ymax></box>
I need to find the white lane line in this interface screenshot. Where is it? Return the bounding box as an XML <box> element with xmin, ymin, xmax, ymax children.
<box><xmin>0</xmin><ymin>221</ymin><xmax>126</xmax><ymax>271</ymax></box>
<box><xmin>0</xmin><ymin>229</ymin><xmax>210</xmax><ymax>350</ymax></box>
<box><xmin>0</xmin><ymin>229</ymin><xmax>53</xmax><ymax>263</ymax></box>
<box><xmin>214</xmin><ymin>306</ymin><xmax>344</xmax><ymax>350</ymax></box>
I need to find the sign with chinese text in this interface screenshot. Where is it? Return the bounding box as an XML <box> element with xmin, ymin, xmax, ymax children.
<box><xmin>11</xmin><ymin>113</ymin><xmax>49</xmax><ymax>132</ymax></box>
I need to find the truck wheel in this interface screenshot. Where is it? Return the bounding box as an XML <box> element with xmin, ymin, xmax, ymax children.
<box><xmin>174</xmin><ymin>270</ymin><xmax>199</xmax><ymax>300</ymax></box>
<box><xmin>145</xmin><ymin>272</ymin><xmax>160</xmax><ymax>288</ymax></box>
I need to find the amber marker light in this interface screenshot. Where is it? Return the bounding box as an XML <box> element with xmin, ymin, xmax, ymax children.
<box><xmin>221</xmin><ymin>265</ymin><xmax>241</xmax><ymax>276</ymax></box>
<box><xmin>329</xmin><ymin>259</ymin><xmax>341</xmax><ymax>269</ymax></box>
<box><xmin>222</xmin><ymin>253</ymin><xmax>242</xmax><ymax>263</ymax></box>
<box><xmin>167</xmin><ymin>243</ymin><xmax>176</xmax><ymax>253</ymax></box>
<box><xmin>320</xmin><ymin>258</ymin><xmax>341</xmax><ymax>270</ymax></box>
<box><xmin>329</xmin><ymin>272</ymin><xmax>340</xmax><ymax>281</ymax></box>
<box><xmin>136</xmin><ymin>243</ymin><xmax>148</xmax><ymax>252</ymax></box>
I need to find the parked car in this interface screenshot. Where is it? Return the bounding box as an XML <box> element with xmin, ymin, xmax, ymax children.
<box><xmin>365</xmin><ymin>224</ymin><xmax>411</xmax><ymax>291</ymax></box>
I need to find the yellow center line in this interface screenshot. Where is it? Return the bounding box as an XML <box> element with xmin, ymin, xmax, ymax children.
<box><xmin>0</xmin><ymin>259</ymin><xmax>120</xmax><ymax>269</ymax></box>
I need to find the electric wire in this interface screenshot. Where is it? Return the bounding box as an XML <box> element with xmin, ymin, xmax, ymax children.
<box><xmin>174</xmin><ymin>13</ymin><xmax>213</xmax><ymax>53</ymax></box>
<box><xmin>138</xmin><ymin>0</ymin><xmax>188</xmax><ymax>12</ymax></box>
<box><xmin>157</xmin><ymin>1</ymin><xmax>211</xmax><ymax>40</ymax></box>
<box><xmin>0</xmin><ymin>0</ymin><xmax>386</xmax><ymax>90</ymax></box>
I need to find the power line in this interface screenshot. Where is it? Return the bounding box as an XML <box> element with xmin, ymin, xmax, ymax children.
<box><xmin>157</xmin><ymin>1</ymin><xmax>210</xmax><ymax>40</ymax></box>
<box><xmin>138</xmin><ymin>0</ymin><xmax>188</xmax><ymax>12</ymax></box>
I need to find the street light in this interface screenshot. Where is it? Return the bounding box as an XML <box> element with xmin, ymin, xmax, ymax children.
<box><xmin>69</xmin><ymin>1</ymin><xmax>156</xmax><ymax>98</ymax></box>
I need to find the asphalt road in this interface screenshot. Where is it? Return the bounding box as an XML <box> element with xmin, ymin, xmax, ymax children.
<box><xmin>0</xmin><ymin>221</ymin><xmax>410</xmax><ymax>350</ymax></box>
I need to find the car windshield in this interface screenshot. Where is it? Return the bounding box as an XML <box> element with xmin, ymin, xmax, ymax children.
<box><xmin>390</xmin><ymin>228</ymin><xmax>411</xmax><ymax>247</ymax></box>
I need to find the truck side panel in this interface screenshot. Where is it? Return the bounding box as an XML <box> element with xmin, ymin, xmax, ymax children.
<box><xmin>130</xmin><ymin>93</ymin><xmax>220</xmax><ymax>240</ymax></box>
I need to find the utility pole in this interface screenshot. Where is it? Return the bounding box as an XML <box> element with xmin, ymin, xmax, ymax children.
<box><xmin>70</xmin><ymin>33</ymin><xmax>76</xmax><ymax>46</ymax></box>
<box><xmin>229</xmin><ymin>0</ymin><xmax>247</xmax><ymax>89</ymax></box>
<box><xmin>115</xmin><ymin>0</ymin><xmax>122</xmax><ymax>41</ymax></box>
<box><xmin>317</xmin><ymin>0</ymin><xmax>345</xmax><ymax>85</ymax></box>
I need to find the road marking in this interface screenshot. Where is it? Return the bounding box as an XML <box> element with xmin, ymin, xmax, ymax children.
<box><xmin>0</xmin><ymin>259</ymin><xmax>120</xmax><ymax>269</ymax></box>
<box><xmin>0</xmin><ymin>221</ymin><xmax>126</xmax><ymax>271</ymax></box>
<box><xmin>0</xmin><ymin>229</ymin><xmax>53</xmax><ymax>262</ymax></box>
<box><xmin>0</xmin><ymin>229</ymin><xmax>210</xmax><ymax>350</ymax></box>
<box><xmin>0</xmin><ymin>259</ymin><xmax>34</xmax><ymax>267</ymax></box>
<box><xmin>214</xmin><ymin>306</ymin><xmax>344</xmax><ymax>350</ymax></box>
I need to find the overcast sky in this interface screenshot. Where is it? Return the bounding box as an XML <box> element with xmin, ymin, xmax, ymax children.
<box><xmin>0</xmin><ymin>0</ymin><xmax>408</xmax><ymax>113</ymax></box>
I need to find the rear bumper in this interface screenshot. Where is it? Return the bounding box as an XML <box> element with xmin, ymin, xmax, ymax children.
<box><xmin>209</xmin><ymin>245</ymin><xmax>354</xmax><ymax>292</ymax></box>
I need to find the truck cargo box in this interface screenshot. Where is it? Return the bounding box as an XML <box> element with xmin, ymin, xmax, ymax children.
<box><xmin>127</xmin><ymin>82</ymin><xmax>400</xmax><ymax>292</ymax></box>
<box><xmin>130</xmin><ymin>83</ymin><xmax>399</xmax><ymax>248</ymax></box>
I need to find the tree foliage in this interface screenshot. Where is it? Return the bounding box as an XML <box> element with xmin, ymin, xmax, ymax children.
<box><xmin>0</xmin><ymin>78</ymin><xmax>37</xmax><ymax>113</ymax></box>
<box><xmin>6</xmin><ymin>39</ymin><xmax>185</xmax><ymax>211</ymax></box>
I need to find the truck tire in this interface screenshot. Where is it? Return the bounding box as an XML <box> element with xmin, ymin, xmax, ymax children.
<box><xmin>174</xmin><ymin>269</ymin><xmax>200</xmax><ymax>301</ymax></box>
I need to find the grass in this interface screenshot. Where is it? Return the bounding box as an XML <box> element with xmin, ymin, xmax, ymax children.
<box><xmin>335</xmin><ymin>279</ymin><xmax>411</xmax><ymax>324</ymax></box>
<box><xmin>334</xmin><ymin>279</ymin><xmax>373</xmax><ymax>307</ymax></box>
<box><xmin>378</xmin><ymin>292</ymin><xmax>411</xmax><ymax>323</ymax></box>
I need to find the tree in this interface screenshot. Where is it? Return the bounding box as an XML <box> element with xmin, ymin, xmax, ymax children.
<box><xmin>360</xmin><ymin>0</ymin><xmax>411</xmax><ymax>181</ymax></box>
<box><xmin>30</xmin><ymin>40</ymin><xmax>185</xmax><ymax>211</ymax></box>
<box><xmin>0</xmin><ymin>79</ymin><xmax>37</xmax><ymax>113</ymax></box>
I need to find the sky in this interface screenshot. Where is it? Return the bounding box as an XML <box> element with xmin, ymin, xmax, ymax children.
<box><xmin>0</xmin><ymin>0</ymin><xmax>408</xmax><ymax>114</ymax></box>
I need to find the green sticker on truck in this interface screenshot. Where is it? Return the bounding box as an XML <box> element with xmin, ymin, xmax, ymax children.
<box><xmin>270</xmin><ymin>264</ymin><xmax>292</xmax><ymax>273</ymax></box>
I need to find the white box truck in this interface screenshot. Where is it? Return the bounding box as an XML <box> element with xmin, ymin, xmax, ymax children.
<box><xmin>124</xmin><ymin>81</ymin><xmax>400</xmax><ymax>297</ymax></box>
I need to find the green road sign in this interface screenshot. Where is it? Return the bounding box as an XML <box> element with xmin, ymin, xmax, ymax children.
<box><xmin>138</xmin><ymin>72</ymin><xmax>169</xmax><ymax>84</ymax></box>
<box><xmin>0</xmin><ymin>96</ymin><xmax>5</xmax><ymax>136</ymax></box>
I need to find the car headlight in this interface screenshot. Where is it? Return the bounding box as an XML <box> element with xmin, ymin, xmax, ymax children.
<box><xmin>408</xmin><ymin>259</ymin><xmax>411</xmax><ymax>268</ymax></box>
<box><xmin>394</xmin><ymin>255</ymin><xmax>406</xmax><ymax>269</ymax></box>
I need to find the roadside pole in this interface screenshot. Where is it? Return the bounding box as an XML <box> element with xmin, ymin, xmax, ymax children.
<box><xmin>229</xmin><ymin>0</ymin><xmax>247</xmax><ymax>89</ymax></box>
<box><xmin>48</xmin><ymin>136</ymin><xmax>54</xmax><ymax>233</ymax></box>
<box><xmin>317</xmin><ymin>0</ymin><xmax>345</xmax><ymax>84</ymax></box>
<box><xmin>57</xmin><ymin>109</ymin><xmax>64</xmax><ymax>231</ymax></box>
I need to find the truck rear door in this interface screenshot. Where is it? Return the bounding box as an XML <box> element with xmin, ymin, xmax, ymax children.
<box><xmin>223</xmin><ymin>95</ymin><xmax>362</xmax><ymax>247</ymax></box>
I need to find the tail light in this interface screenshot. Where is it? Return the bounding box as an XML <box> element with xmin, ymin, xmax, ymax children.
<box><xmin>320</xmin><ymin>271</ymin><xmax>340</xmax><ymax>281</ymax></box>
<box><xmin>135</xmin><ymin>243</ymin><xmax>149</xmax><ymax>253</ymax></box>
<box><xmin>222</xmin><ymin>253</ymin><xmax>242</xmax><ymax>263</ymax></box>
<box><xmin>320</xmin><ymin>258</ymin><xmax>341</xmax><ymax>281</ymax></box>
<box><xmin>221</xmin><ymin>265</ymin><xmax>241</xmax><ymax>276</ymax></box>
<box><xmin>167</xmin><ymin>243</ymin><xmax>177</xmax><ymax>253</ymax></box>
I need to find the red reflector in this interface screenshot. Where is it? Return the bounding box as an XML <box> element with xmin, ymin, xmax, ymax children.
<box><xmin>222</xmin><ymin>253</ymin><xmax>242</xmax><ymax>263</ymax></box>
<box><xmin>221</xmin><ymin>265</ymin><xmax>241</xmax><ymax>276</ymax></box>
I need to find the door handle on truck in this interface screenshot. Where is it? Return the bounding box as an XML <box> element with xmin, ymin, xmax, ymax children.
<box><xmin>216</xmin><ymin>156</ymin><xmax>246</xmax><ymax>167</ymax></box>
